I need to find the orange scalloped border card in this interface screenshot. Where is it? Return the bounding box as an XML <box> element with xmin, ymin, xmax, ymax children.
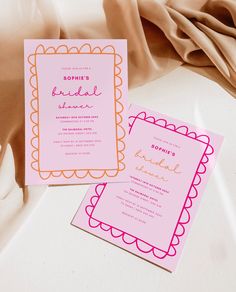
<box><xmin>24</xmin><ymin>39</ymin><xmax>128</xmax><ymax>185</ymax></box>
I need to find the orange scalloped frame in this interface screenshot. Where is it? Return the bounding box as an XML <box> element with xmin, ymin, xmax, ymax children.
<box><xmin>27</xmin><ymin>43</ymin><xmax>126</xmax><ymax>181</ymax></box>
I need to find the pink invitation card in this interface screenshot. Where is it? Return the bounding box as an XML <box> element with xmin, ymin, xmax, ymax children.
<box><xmin>72</xmin><ymin>104</ymin><xmax>223</xmax><ymax>271</ymax></box>
<box><xmin>24</xmin><ymin>39</ymin><xmax>128</xmax><ymax>185</ymax></box>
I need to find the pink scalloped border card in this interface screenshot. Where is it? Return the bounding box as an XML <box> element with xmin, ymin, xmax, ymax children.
<box><xmin>24</xmin><ymin>39</ymin><xmax>128</xmax><ymax>185</ymax></box>
<box><xmin>72</xmin><ymin>104</ymin><xmax>223</xmax><ymax>271</ymax></box>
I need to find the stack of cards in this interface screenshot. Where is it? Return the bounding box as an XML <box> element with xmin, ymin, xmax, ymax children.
<box><xmin>24</xmin><ymin>39</ymin><xmax>223</xmax><ymax>272</ymax></box>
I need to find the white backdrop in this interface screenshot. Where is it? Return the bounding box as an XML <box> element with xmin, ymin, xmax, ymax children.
<box><xmin>0</xmin><ymin>0</ymin><xmax>235</xmax><ymax>291</ymax></box>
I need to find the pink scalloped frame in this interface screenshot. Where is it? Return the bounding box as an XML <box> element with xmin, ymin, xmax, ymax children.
<box><xmin>85</xmin><ymin>111</ymin><xmax>214</xmax><ymax>259</ymax></box>
<box><xmin>27</xmin><ymin>43</ymin><xmax>126</xmax><ymax>180</ymax></box>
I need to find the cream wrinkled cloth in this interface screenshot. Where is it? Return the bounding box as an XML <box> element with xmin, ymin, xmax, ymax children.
<box><xmin>0</xmin><ymin>0</ymin><xmax>235</xmax><ymax>250</ymax></box>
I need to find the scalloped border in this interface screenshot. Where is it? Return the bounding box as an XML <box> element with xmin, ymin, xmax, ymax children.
<box><xmin>85</xmin><ymin>111</ymin><xmax>214</xmax><ymax>259</ymax></box>
<box><xmin>27</xmin><ymin>43</ymin><xmax>126</xmax><ymax>180</ymax></box>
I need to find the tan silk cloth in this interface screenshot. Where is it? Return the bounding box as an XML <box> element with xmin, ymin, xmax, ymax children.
<box><xmin>0</xmin><ymin>0</ymin><xmax>235</xmax><ymax>249</ymax></box>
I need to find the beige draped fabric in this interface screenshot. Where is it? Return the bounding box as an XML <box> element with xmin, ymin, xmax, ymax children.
<box><xmin>0</xmin><ymin>0</ymin><xmax>235</xmax><ymax>250</ymax></box>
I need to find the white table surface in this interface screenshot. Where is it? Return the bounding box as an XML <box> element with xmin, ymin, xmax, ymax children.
<box><xmin>0</xmin><ymin>0</ymin><xmax>236</xmax><ymax>290</ymax></box>
<box><xmin>0</xmin><ymin>67</ymin><xmax>235</xmax><ymax>292</ymax></box>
